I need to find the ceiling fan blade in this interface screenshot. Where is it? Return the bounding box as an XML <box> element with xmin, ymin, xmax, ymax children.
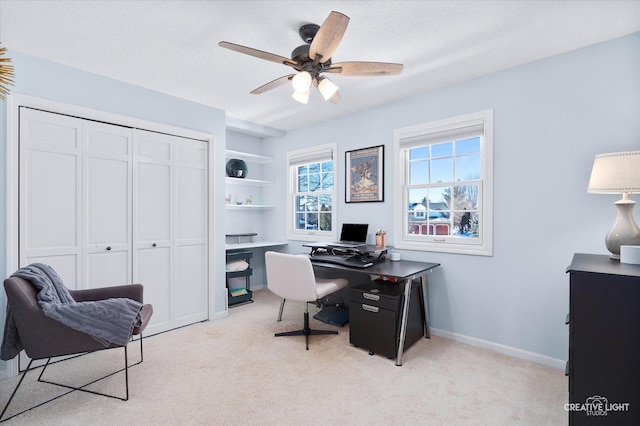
<box><xmin>219</xmin><ymin>41</ymin><xmax>299</xmax><ymax>68</ymax></box>
<box><xmin>326</xmin><ymin>61</ymin><xmax>403</xmax><ymax>76</ymax></box>
<box><xmin>250</xmin><ymin>74</ymin><xmax>295</xmax><ymax>94</ymax></box>
<box><xmin>309</xmin><ymin>11</ymin><xmax>349</xmax><ymax>64</ymax></box>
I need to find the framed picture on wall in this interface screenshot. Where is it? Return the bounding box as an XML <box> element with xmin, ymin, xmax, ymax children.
<box><xmin>345</xmin><ymin>145</ymin><xmax>384</xmax><ymax>203</ymax></box>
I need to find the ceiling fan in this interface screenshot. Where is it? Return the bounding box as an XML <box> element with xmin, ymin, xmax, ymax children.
<box><xmin>218</xmin><ymin>11</ymin><xmax>403</xmax><ymax>104</ymax></box>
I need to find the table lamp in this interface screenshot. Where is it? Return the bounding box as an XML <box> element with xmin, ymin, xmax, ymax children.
<box><xmin>587</xmin><ymin>151</ymin><xmax>640</xmax><ymax>259</ymax></box>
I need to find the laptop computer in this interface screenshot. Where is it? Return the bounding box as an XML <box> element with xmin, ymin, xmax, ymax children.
<box><xmin>327</xmin><ymin>223</ymin><xmax>369</xmax><ymax>248</ymax></box>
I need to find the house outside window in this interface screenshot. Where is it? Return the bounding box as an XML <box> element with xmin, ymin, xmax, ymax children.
<box><xmin>286</xmin><ymin>143</ymin><xmax>337</xmax><ymax>241</ymax></box>
<box><xmin>393</xmin><ymin>110</ymin><xmax>493</xmax><ymax>256</ymax></box>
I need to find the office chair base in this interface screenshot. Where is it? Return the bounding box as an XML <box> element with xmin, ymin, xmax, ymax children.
<box><xmin>0</xmin><ymin>335</ymin><xmax>145</xmax><ymax>423</ymax></box>
<box><xmin>274</xmin><ymin>311</ymin><xmax>338</xmax><ymax>350</ymax></box>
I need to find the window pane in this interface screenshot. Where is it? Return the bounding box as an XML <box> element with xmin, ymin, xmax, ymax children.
<box><xmin>455</xmin><ymin>154</ymin><xmax>480</xmax><ymax>181</ymax></box>
<box><xmin>410</xmin><ymin>146</ymin><xmax>429</xmax><ymax>160</ymax></box>
<box><xmin>453</xmin><ymin>211</ymin><xmax>478</xmax><ymax>237</ymax></box>
<box><xmin>298</xmin><ymin>165</ymin><xmax>308</xmax><ymax>174</ymax></box>
<box><xmin>295</xmin><ymin>213</ymin><xmax>306</xmax><ymax>230</ymax></box>
<box><xmin>305</xmin><ymin>212</ymin><xmax>318</xmax><ymax>230</ymax></box>
<box><xmin>308</xmin><ymin>173</ymin><xmax>321</xmax><ymax>192</ymax></box>
<box><xmin>431</xmin><ymin>158</ymin><xmax>453</xmax><ymax>183</ymax></box>
<box><xmin>309</xmin><ymin>162</ymin><xmax>320</xmax><ymax>173</ymax></box>
<box><xmin>432</xmin><ymin>142</ymin><xmax>452</xmax><ymax>158</ymax></box>
<box><xmin>453</xmin><ymin>184</ymin><xmax>479</xmax><ymax>210</ymax></box>
<box><xmin>428</xmin><ymin>186</ymin><xmax>450</xmax><ymax>210</ymax></box>
<box><xmin>456</xmin><ymin>137</ymin><xmax>480</xmax><ymax>154</ymax></box>
<box><xmin>321</xmin><ymin>160</ymin><xmax>333</xmax><ymax>172</ymax></box>
<box><xmin>319</xmin><ymin>213</ymin><xmax>332</xmax><ymax>231</ymax></box>
<box><xmin>298</xmin><ymin>174</ymin><xmax>308</xmax><ymax>192</ymax></box>
<box><xmin>409</xmin><ymin>160</ymin><xmax>429</xmax><ymax>184</ymax></box>
<box><xmin>319</xmin><ymin>194</ymin><xmax>332</xmax><ymax>209</ymax></box>
<box><xmin>321</xmin><ymin>172</ymin><xmax>333</xmax><ymax>190</ymax></box>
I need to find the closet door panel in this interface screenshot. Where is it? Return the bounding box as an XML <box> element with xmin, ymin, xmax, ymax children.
<box><xmin>133</xmin><ymin>130</ymin><xmax>174</xmax><ymax>333</ymax></box>
<box><xmin>175</xmin><ymin>244</ymin><xmax>207</xmax><ymax>322</ymax></box>
<box><xmin>86</xmin><ymin>251</ymin><xmax>129</xmax><ymax>287</ymax></box>
<box><xmin>23</xmin><ymin>255</ymin><xmax>79</xmax><ymax>290</ymax></box>
<box><xmin>176</xmin><ymin>167</ymin><xmax>207</xmax><ymax>240</ymax></box>
<box><xmin>174</xmin><ymin>139</ymin><xmax>208</xmax><ymax>323</ymax></box>
<box><xmin>136</xmin><ymin>162</ymin><xmax>171</xmax><ymax>242</ymax></box>
<box><xmin>137</xmin><ymin>246</ymin><xmax>172</xmax><ymax>328</ymax></box>
<box><xmin>84</xmin><ymin>122</ymin><xmax>132</xmax><ymax>287</ymax></box>
<box><xmin>26</xmin><ymin>150</ymin><xmax>79</xmax><ymax>249</ymax></box>
<box><xmin>19</xmin><ymin>108</ymin><xmax>83</xmax><ymax>288</ymax></box>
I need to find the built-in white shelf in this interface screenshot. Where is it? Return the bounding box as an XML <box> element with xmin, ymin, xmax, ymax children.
<box><xmin>225</xmin><ymin>150</ymin><xmax>272</xmax><ymax>164</ymax></box>
<box><xmin>225</xmin><ymin>177</ymin><xmax>272</xmax><ymax>187</ymax></box>
<box><xmin>225</xmin><ymin>204</ymin><xmax>274</xmax><ymax>210</ymax></box>
<box><xmin>225</xmin><ymin>241</ymin><xmax>288</xmax><ymax>251</ymax></box>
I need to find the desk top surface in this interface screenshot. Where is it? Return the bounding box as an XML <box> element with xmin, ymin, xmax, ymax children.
<box><xmin>311</xmin><ymin>257</ymin><xmax>440</xmax><ymax>279</ymax></box>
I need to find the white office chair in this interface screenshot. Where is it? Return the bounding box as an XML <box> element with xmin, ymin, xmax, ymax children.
<box><xmin>265</xmin><ymin>251</ymin><xmax>348</xmax><ymax>350</ymax></box>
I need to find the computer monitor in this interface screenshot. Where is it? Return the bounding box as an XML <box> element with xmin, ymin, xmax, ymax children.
<box><xmin>339</xmin><ymin>223</ymin><xmax>369</xmax><ymax>244</ymax></box>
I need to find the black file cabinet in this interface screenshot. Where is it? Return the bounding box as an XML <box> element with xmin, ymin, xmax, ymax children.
<box><xmin>566</xmin><ymin>253</ymin><xmax>640</xmax><ymax>425</ymax></box>
<box><xmin>349</xmin><ymin>279</ymin><xmax>424</xmax><ymax>359</ymax></box>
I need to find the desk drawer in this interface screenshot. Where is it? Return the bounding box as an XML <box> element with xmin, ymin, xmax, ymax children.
<box><xmin>351</xmin><ymin>281</ymin><xmax>403</xmax><ymax>311</ymax></box>
<box><xmin>349</xmin><ymin>301</ymin><xmax>399</xmax><ymax>359</ymax></box>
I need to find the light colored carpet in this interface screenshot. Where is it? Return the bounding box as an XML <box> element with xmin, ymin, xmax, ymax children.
<box><xmin>0</xmin><ymin>289</ymin><xmax>567</xmax><ymax>425</ymax></box>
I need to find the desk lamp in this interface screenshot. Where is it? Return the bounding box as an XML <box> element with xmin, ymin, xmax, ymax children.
<box><xmin>587</xmin><ymin>151</ymin><xmax>640</xmax><ymax>259</ymax></box>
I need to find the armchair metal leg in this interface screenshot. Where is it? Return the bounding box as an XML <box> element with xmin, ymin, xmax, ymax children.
<box><xmin>0</xmin><ymin>335</ymin><xmax>145</xmax><ymax>423</ymax></box>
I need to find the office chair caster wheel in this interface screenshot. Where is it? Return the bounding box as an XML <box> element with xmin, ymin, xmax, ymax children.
<box><xmin>369</xmin><ymin>351</ymin><xmax>374</xmax><ymax>356</ymax></box>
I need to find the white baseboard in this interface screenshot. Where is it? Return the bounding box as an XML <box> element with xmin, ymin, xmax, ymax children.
<box><xmin>430</xmin><ymin>327</ymin><xmax>566</xmax><ymax>370</ymax></box>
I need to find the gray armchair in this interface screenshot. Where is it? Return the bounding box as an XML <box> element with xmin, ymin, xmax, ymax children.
<box><xmin>0</xmin><ymin>276</ymin><xmax>153</xmax><ymax>423</ymax></box>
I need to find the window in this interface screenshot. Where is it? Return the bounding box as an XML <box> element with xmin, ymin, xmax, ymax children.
<box><xmin>286</xmin><ymin>143</ymin><xmax>337</xmax><ymax>241</ymax></box>
<box><xmin>393</xmin><ymin>110</ymin><xmax>493</xmax><ymax>256</ymax></box>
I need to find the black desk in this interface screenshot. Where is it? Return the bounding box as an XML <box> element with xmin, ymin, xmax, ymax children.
<box><xmin>310</xmin><ymin>256</ymin><xmax>440</xmax><ymax>366</ymax></box>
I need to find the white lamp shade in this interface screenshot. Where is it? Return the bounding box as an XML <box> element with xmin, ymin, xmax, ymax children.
<box><xmin>291</xmin><ymin>88</ymin><xmax>310</xmax><ymax>104</ymax></box>
<box><xmin>318</xmin><ymin>77</ymin><xmax>338</xmax><ymax>101</ymax></box>
<box><xmin>588</xmin><ymin>151</ymin><xmax>640</xmax><ymax>193</ymax></box>
<box><xmin>291</xmin><ymin>71</ymin><xmax>312</xmax><ymax>92</ymax></box>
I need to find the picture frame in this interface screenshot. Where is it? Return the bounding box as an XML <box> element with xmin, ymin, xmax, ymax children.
<box><xmin>345</xmin><ymin>145</ymin><xmax>384</xmax><ymax>203</ymax></box>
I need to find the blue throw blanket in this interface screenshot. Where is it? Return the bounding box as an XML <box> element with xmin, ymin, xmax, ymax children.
<box><xmin>1</xmin><ymin>263</ymin><xmax>142</xmax><ymax>360</ymax></box>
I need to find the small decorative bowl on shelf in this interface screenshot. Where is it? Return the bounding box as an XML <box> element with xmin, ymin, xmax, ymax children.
<box><xmin>236</xmin><ymin>201</ymin><xmax>243</xmax><ymax>205</ymax></box>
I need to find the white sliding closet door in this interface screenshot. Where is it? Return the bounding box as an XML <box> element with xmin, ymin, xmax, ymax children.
<box><xmin>133</xmin><ymin>130</ymin><xmax>173</xmax><ymax>332</ymax></box>
<box><xmin>133</xmin><ymin>130</ymin><xmax>208</xmax><ymax>333</ymax></box>
<box><xmin>174</xmin><ymin>138</ymin><xmax>208</xmax><ymax>326</ymax></box>
<box><xmin>84</xmin><ymin>122</ymin><xmax>133</xmax><ymax>287</ymax></box>
<box><xmin>19</xmin><ymin>108</ymin><xmax>83</xmax><ymax>288</ymax></box>
<box><xmin>18</xmin><ymin>107</ymin><xmax>209</xmax><ymax>336</ymax></box>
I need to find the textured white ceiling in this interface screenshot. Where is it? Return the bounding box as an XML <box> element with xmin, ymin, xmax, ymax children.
<box><xmin>1</xmin><ymin>0</ymin><xmax>639</xmax><ymax>132</ymax></box>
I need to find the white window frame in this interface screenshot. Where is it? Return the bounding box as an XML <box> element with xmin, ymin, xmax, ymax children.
<box><xmin>393</xmin><ymin>110</ymin><xmax>493</xmax><ymax>256</ymax></box>
<box><xmin>286</xmin><ymin>143</ymin><xmax>338</xmax><ymax>241</ymax></box>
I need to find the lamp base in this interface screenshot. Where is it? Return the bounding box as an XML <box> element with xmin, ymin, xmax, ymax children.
<box><xmin>605</xmin><ymin>197</ymin><xmax>640</xmax><ymax>260</ymax></box>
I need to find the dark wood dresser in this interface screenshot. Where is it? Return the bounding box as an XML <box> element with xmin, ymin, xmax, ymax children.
<box><xmin>566</xmin><ymin>253</ymin><xmax>640</xmax><ymax>425</ymax></box>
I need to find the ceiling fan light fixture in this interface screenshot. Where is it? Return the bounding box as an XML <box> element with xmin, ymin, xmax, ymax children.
<box><xmin>292</xmin><ymin>88</ymin><xmax>310</xmax><ymax>104</ymax></box>
<box><xmin>291</xmin><ymin>71</ymin><xmax>312</xmax><ymax>92</ymax></box>
<box><xmin>318</xmin><ymin>77</ymin><xmax>338</xmax><ymax>101</ymax></box>
<box><xmin>328</xmin><ymin>90</ymin><xmax>341</xmax><ymax>104</ymax></box>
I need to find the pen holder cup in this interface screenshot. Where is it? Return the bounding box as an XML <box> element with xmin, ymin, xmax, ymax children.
<box><xmin>376</xmin><ymin>235</ymin><xmax>386</xmax><ymax>247</ymax></box>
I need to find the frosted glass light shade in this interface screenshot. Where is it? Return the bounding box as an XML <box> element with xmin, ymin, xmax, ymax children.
<box><xmin>292</xmin><ymin>88</ymin><xmax>310</xmax><ymax>104</ymax></box>
<box><xmin>291</xmin><ymin>71</ymin><xmax>312</xmax><ymax>92</ymax></box>
<box><xmin>318</xmin><ymin>77</ymin><xmax>338</xmax><ymax>101</ymax></box>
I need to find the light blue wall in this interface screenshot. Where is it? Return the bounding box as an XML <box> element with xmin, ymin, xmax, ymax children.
<box><xmin>262</xmin><ymin>32</ymin><xmax>640</xmax><ymax>362</ymax></box>
<box><xmin>0</xmin><ymin>51</ymin><xmax>228</xmax><ymax>372</ymax></box>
